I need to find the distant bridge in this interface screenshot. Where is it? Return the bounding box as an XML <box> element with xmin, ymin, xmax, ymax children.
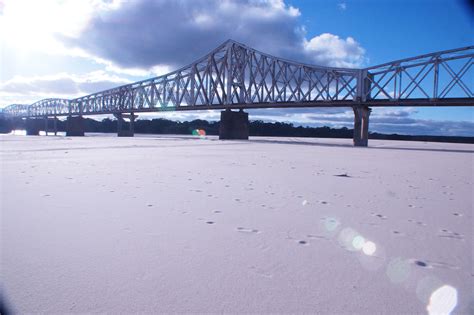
<box><xmin>2</xmin><ymin>40</ymin><xmax>473</xmax><ymax>146</ymax></box>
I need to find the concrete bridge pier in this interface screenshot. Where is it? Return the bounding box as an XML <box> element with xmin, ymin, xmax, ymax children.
<box><xmin>66</xmin><ymin>115</ymin><xmax>85</xmax><ymax>136</ymax></box>
<box><xmin>53</xmin><ymin>117</ymin><xmax>58</xmax><ymax>136</ymax></box>
<box><xmin>44</xmin><ymin>117</ymin><xmax>49</xmax><ymax>136</ymax></box>
<box><xmin>219</xmin><ymin>109</ymin><xmax>249</xmax><ymax>140</ymax></box>
<box><xmin>115</xmin><ymin>113</ymin><xmax>136</xmax><ymax>137</ymax></box>
<box><xmin>353</xmin><ymin>106</ymin><xmax>371</xmax><ymax>147</ymax></box>
<box><xmin>43</xmin><ymin>117</ymin><xmax>58</xmax><ymax>136</ymax></box>
<box><xmin>25</xmin><ymin>118</ymin><xmax>42</xmax><ymax>135</ymax></box>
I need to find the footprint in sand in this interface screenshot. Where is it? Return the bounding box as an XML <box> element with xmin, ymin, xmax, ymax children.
<box><xmin>307</xmin><ymin>234</ymin><xmax>330</xmax><ymax>241</ymax></box>
<box><xmin>438</xmin><ymin>229</ymin><xmax>464</xmax><ymax>240</ymax></box>
<box><xmin>236</xmin><ymin>227</ymin><xmax>260</xmax><ymax>234</ymax></box>
<box><xmin>413</xmin><ymin>260</ymin><xmax>430</xmax><ymax>268</ymax></box>
<box><xmin>392</xmin><ymin>230</ymin><xmax>405</xmax><ymax>236</ymax></box>
<box><xmin>334</xmin><ymin>173</ymin><xmax>351</xmax><ymax>178</ymax></box>
<box><xmin>428</xmin><ymin>260</ymin><xmax>460</xmax><ymax>270</ymax></box>
<box><xmin>213</xmin><ymin>210</ymin><xmax>222</xmax><ymax>214</ymax></box>
<box><xmin>407</xmin><ymin>219</ymin><xmax>426</xmax><ymax>226</ymax></box>
<box><xmin>297</xmin><ymin>240</ymin><xmax>309</xmax><ymax>245</ymax></box>
<box><xmin>206</xmin><ymin>221</ymin><xmax>215</xmax><ymax>225</ymax></box>
<box><xmin>410</xmin><ymin>259</ymin><xmax>459</xmax><ymax>270</ymax></box>
<box><xmin>452</xmin><ymin>212</ymin><xmax>463</xmax><ymax>217</ymax></box>
<box><xmin>371</xmin><ymin>212</ymin><xmax>388</xmax><ymax>220</ymax></box>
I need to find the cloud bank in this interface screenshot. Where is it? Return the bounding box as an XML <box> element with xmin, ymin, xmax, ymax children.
<box><xmin>0</xmin><ymin>71</ymin><xmax>130</xmax><ymax>104</ymax></box>
<box><xmin>66</xmin><ymin>0</ymin><xmax>366</xmax><ymax>69</ymax></box>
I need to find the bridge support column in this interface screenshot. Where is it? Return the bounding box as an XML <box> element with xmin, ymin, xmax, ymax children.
<box><xmin>115</xmin><ymin>113</ymin><xmax>136</xmax><ymax>137</ymax></box>
<box><xmin>219</xmin><ymin>109</ymin><xmax>249</xmax><ymax>140</ymax></box>
<box><xmin>353</xmin><ymin>106</ymin><xmax>371</xmax><ymax>147</ymax></box>
<box><xmin>44</xmin><ymin>117</ymin><xmax>49</xmax><ymax>136</ymax></box>
<box><xmin>66</xmin><ymin>115</ymin><xmax>85</xmax><ymax>136</ymax></box>
<box><xmin>53</xmin><ymin>116</ymin><xmax>58</xmax><ymax>136</ymax></box>
<box><xmin>25</xmin><ymin>118</ymin><xmax>41</xmax><ymax>135</ymax></box>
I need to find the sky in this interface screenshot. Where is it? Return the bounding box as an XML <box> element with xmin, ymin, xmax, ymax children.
<box><xmin>0</xmin><ymin>0</ymin><xmax>473</xmax><ymax>136</ymax></box>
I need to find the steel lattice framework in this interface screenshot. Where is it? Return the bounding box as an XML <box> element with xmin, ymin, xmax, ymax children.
<box><xmin>2</xmin><ymin>40</ymin><xmax>473</xmax><ymax>118</ymax></box>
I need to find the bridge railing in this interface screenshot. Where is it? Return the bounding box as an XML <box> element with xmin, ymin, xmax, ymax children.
<box><xmin>364</xmin><ymin>46</ymin><xmax>473</xmax><ymax>103</ymax></box>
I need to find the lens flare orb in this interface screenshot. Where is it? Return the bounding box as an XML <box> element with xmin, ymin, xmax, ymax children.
<box><xmin>192</xmin><ymin>129</ymin><xmax>206</xmax><ymax>137</ymax></box>
<box><xmin>352</xmin><ymin>235</ymin><xmax>366</xmax><ymax>250</ymax></box>
<box><xmin>427</xmin><ymin>285</ymin><xmax>458</xmax><ymax>315</ymax></box>
<box><xmin>386</xmin><ymin>257</ymin><xmax>411</xmax><ymax>284</ymax></box>
<box><xmin>362</xmin><ymin>241</ymin><xmax>376</xmax><ymax>255</ymax></box>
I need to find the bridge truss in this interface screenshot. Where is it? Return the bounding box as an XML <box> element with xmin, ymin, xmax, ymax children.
<box><xmin>2</xmin><ymin>40</ymin><xmax>473</xmax><ymax>118</ymax></box>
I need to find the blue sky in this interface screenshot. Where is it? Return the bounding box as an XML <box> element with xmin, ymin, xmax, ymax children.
<box><xmin>288</xmin><ymin>0</ymin><xmax>474</xmax><ymax>123</ymax></box>
<box><xmin>0</xmin><ymin>0</ymin><xmax>473</xmax><ymax>136</ymax></box>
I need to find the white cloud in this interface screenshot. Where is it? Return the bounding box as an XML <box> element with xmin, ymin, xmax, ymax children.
<box><xmin>62</xmin><ymin>0</ymin><xmax>364</xmax><ymax>70</ymax></box>
<box><xmin>0</xmin><ymin>71</ymin><xmax>131</xmax><ymax>105</ymax></box>
<box><xmin>338</xmin><ymin>2</ymin><xmax>347</xmax><ymax>10</ymax></box>
<box><xmin>304</xmin><ymin>33</ymin><xmax>366</xmax><ymax>68</ymax></box>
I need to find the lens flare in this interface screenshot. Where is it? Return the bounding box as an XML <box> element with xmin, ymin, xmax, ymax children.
<box><xmin>192</xmin><ymin>129</ymin><xmax>206</xmax><ymax>137</ymax></box>
<box><xmin>338</xmin><ymin>228</ymin><xmax>359</xmax><ymax>251</ymax></box>
<box><xmin>358</xmin><ymin>244</ymin><xmax>386</xmax><ymax>271</ymax></box>
<box><xmin>427</xmin><ymin>285</ymin><xmax>458</xmax><ymax>315</ymax></box>
<box><xmin>352</xmin><ymin>235</ymin><xmax>366</xmax><ymax>250</ymax></box>
<box><xmin>386</xmin><ymin>258</ymin><xmax>411</xmax><ymax>284</ymax></box>
<box><xmin>362</xmin><ymin>241</ymin><xmax>376</xmax><ymax>255</ymax></box>
<box><xmin>416</xmin><ymin>276</ymin><xmax>443</xmax><ymax>304</ymax></box>
<box><xmin>323</xmin><ymin>217</ymin><xmax>340</xmax><ymax>232</ymax></box>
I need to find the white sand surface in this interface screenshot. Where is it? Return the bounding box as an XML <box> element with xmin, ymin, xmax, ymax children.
<box><xmin>1</xmin><ymin>134</ymin><xmax>472</xmax><ymax>314</ymax></box>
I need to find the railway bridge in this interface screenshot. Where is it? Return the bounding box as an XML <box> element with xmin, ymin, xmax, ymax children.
<box><xmin>2</xmin><ymin>40</ymin><xmax>473</xmax><ymax>146</ymax></box>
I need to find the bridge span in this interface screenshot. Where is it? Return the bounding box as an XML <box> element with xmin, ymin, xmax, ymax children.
<box><xmin>2</xmin><ymin>40</ymin><xmax>473</xmax><ymax>146</ymax></box>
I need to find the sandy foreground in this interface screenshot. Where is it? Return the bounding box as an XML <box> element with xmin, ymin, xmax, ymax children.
<box><xmin>0</xmin><ymin>134</ymin><xmax>472</xmax><ymax>314</ymax></box>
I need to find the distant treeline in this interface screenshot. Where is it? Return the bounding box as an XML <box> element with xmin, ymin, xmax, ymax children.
<box><xmin>0</xmin><ymin>116</ymin><xmax>473</xmax><ymax>144</ymax></box>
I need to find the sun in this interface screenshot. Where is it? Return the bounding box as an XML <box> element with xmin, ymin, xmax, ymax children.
<box><xmin>0</xmin><ymin>0</ymin><xmax>105</xmax><ymax>54</ymax></box>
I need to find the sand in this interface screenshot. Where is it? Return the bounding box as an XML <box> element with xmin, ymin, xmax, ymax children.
<box><xmin>1</xmin><ymin>134</ymin><xmax>472</xmax><ymax>314</ymax></box>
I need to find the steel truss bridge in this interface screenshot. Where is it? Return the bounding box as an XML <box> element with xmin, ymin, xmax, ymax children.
<box><xmin>2</xmin><ymin>40</ymin><xmax>473</xmax><ymax>145</ymax></box>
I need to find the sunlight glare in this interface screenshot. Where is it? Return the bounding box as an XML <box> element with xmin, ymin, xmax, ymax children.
<box><xmin>427</xmin><ymin>285</ymin><xmax>458</xmax><ymax>315</ymax></box>
<box><xmin>386</xmin><ymin>258</ymin><xmax>411</xmax><ymax>284</ymax></box>
<box><xmin>362</xmin><ymin>240</ymin><xmax>376</xmax><ymax>255</ymax></box>
<box><xmin>352</xmin><ymin>235</ymin><xmax>365</xmax><ymax>250</ymax></box>
<box><xmin>0</xmin><ymin>0</ymin><xmax>112</xmax><ymax>55</ymax></box>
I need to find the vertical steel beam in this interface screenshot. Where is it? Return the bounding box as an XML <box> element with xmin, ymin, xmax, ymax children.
<box><xmin>53</xmin><ymin>116</ymin><xmax>57</xmax><ymax>136</ymax></box>
<box><xmin>44</xmin><ymin>117</ymin><xmax>48</xmax><ymax>136</ymax></box>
